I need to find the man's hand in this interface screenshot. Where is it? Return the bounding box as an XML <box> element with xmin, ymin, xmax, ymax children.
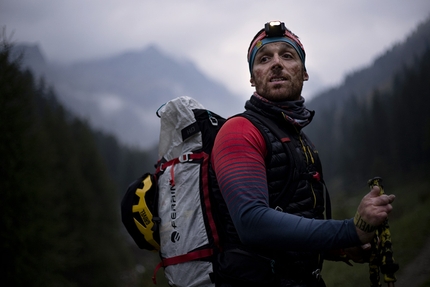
<box><xmin>354</xmin><ymin>186</ymin><xmax>395</xmax><ymax>244</ymax></box>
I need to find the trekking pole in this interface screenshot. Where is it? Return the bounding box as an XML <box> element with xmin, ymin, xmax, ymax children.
<box><xmin>367</xmin><ymin>177</ymin><xmax>399</xmax><ymax>287</ymax></box>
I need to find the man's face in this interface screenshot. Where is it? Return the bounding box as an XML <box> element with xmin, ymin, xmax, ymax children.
<box><xmin>250</xmin><ymin>42</ymin><xmax>309</xmax><ymax>102</ymax></box>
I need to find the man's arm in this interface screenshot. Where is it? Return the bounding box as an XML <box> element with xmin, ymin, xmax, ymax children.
<box><xmin>212</xmin><ymin>117</ymin><xmax>365</xmax><ymax>252</ymax></box>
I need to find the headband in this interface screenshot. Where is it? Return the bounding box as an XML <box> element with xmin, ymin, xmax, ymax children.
<box><xmin>247</xmin><ymin>22</ymin><xmax>306</xmax><ymax>74</ymax></box>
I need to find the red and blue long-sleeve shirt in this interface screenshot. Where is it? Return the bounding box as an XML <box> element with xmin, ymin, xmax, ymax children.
<box><xmin>211</xmin><ymin>116</ymin><xmax>361</xmax><ymax>252</ymax></box>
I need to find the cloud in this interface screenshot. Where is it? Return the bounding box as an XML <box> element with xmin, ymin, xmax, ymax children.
<box><xmin>1</xmin><ymin>0</ymin><xmax>430</xmax><ymax>101</ymax></box>
<box><xmin>96</xmin><ymin>92</ymin><xmax>125</xmax><ymax>115</ymax></box>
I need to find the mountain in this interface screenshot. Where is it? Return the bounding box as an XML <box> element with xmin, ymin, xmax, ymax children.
<box><xmin>304</xmin><ymin>16</ymin><xmax>430</xmax><ymax>189</ymax></box>
<box><xmin>13</xmin><ymin>16</ymin><xmax>430</xmax><ymax>151</ymax></box>
<box><xmin>12</xmin><ymin>44</ymin><xmax>245</xmax><ymax>149</ymax></box>
<box><xmin>307</xmin><ymin>16</ymin><xmax>430</xmax><ymax>112</ymax></box>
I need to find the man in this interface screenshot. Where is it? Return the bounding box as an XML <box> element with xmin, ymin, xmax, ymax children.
<box><xmin>211</xmin><ymin>21</ymin><xmax>395</xmax><ymax>287</ymax></box>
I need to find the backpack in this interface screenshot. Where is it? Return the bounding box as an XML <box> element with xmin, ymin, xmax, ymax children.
<box><xmin>121</xmin><ymin>96</ymin><xmax>226</xmax><ymax>287</ymax></box>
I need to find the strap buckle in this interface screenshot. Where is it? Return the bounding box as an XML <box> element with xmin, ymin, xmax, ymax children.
<box><xmin>312</xmin><ymin>268</ymin><xmax>321</xmax><ymax>280</ymax></box>
<box><xmin>179</xmin><ymin>152</ymin><xmax>193</xmax><ymax>163</ymax></box>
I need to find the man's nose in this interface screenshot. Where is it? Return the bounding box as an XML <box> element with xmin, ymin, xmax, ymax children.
<box><xmin>271</xmin><ymin>54</ymin><xmax>282</xmax><ymax>68</ymax></box>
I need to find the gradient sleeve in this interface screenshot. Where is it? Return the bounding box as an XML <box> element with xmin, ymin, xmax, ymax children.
<box><xmin>211</xmin><ymin>116</ymin><xmax>361</xmax><ymax>251</ymax></box>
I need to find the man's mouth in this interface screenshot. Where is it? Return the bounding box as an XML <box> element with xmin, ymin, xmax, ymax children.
<box><xmin>270</xmin><ymin>77</ymin><xmax>287</xmax><ymax>82</ymax></box>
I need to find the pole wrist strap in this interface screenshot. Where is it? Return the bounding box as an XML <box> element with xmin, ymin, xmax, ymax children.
<box><xmin>354</xmin><ymin>211</ymin><xmax>377</xmax><ymax>233</ymax></box>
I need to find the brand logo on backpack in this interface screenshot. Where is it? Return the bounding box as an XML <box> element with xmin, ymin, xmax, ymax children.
<box><xmin>171</xmin><ymin>231</ymin><xmax>180</xmax><ymax>243</ymax></box>
<box><xmin>170</xmin><ymin>185</ymin><xmax>177</xmax><ymax>229</ymax></box>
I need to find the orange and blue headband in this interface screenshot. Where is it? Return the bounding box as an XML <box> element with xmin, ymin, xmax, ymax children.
<box><xmin>247</xmin><ymin>21</ymin><xmax>306</xmax><ymax>74</ymax></box>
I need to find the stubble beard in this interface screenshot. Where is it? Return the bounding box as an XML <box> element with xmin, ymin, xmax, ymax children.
<box><xmin>258</xmin><ymin>80</ymin><xmax>304</xmax><ymax>102</ymax></box>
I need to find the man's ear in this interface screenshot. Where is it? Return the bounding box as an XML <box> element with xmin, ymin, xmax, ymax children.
<box><xmin>250</xmin><ymin>77</ymin><xmax>255</xmax><ymax>87</ymax></box>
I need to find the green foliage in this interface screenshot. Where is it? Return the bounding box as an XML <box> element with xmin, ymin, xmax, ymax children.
<box><xmin>0</xmin><ymin>42</ymin><xmax>133</xmax><ymax>286</ymax></box>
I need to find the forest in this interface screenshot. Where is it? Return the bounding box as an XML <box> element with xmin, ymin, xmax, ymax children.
<box><xmin>305</xmin><ymin>42</ymin><xmax>430</xmax><ymax>287</ymax></box>
<box><xmin>1</xmin><ymin>31</ymin><xmax>430</xmax><ymax>286</ymax></box>
<box><xmin>0</xmin><ymin>41</ymin><xmax>152</xmax><ymax>286</ymax></box>
<box><xmin>306</xmin><ymin>45</ymin><xmax>430</xmax><ymax>193</ymax></box>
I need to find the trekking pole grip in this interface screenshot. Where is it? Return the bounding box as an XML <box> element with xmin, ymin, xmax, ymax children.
<box><xmin>368</xmin><ymin>177</ymin><xmax>384</xmax><ymax>195</ymax></box>
<box><xmin>367</xmin><ymin>177</ymin><xmax>399</xmax><ymax>287</ymax></box>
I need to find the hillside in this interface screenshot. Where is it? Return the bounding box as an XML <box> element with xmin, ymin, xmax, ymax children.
<box><xmin>318</xmin><ymin>46</ymin><xmax>430</xmax><ymax>286</ymax></box>
<box><xmin>304</xmin><ymin>17</ymin><xmax>430</xmax><ymax>287</ymax></box>
<box><xmin>307</xmin><ymin>16</ymin><xmax>430</xmax><ymax>112</ymax></box>
<box><xmin>305</xmin><ymin>16</ymin><xmax>430</xmax><ymax>191</ymax></box>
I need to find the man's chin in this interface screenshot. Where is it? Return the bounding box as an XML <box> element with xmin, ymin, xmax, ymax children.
<box><xmin>264</xmin><ymin>90</ymin><xmax>301</xmax><ymax>102</ymax></box>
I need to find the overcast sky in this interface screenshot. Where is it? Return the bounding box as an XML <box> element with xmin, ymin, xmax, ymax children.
<box><xmin>1</xmin><ymin>0</ymin><xmax>430</xmax><ymax>101</ymax></box>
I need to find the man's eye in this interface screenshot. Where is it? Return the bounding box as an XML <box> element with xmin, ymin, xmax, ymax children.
<box><xmin>260</xmin><ymin>56</ymin><xmax>270</xmax><ymax>63</ymax></box>
<box><xmin>282</xmin><ymin>53</ymin><xmax>293</xmax><ymax>59</ymax></box>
